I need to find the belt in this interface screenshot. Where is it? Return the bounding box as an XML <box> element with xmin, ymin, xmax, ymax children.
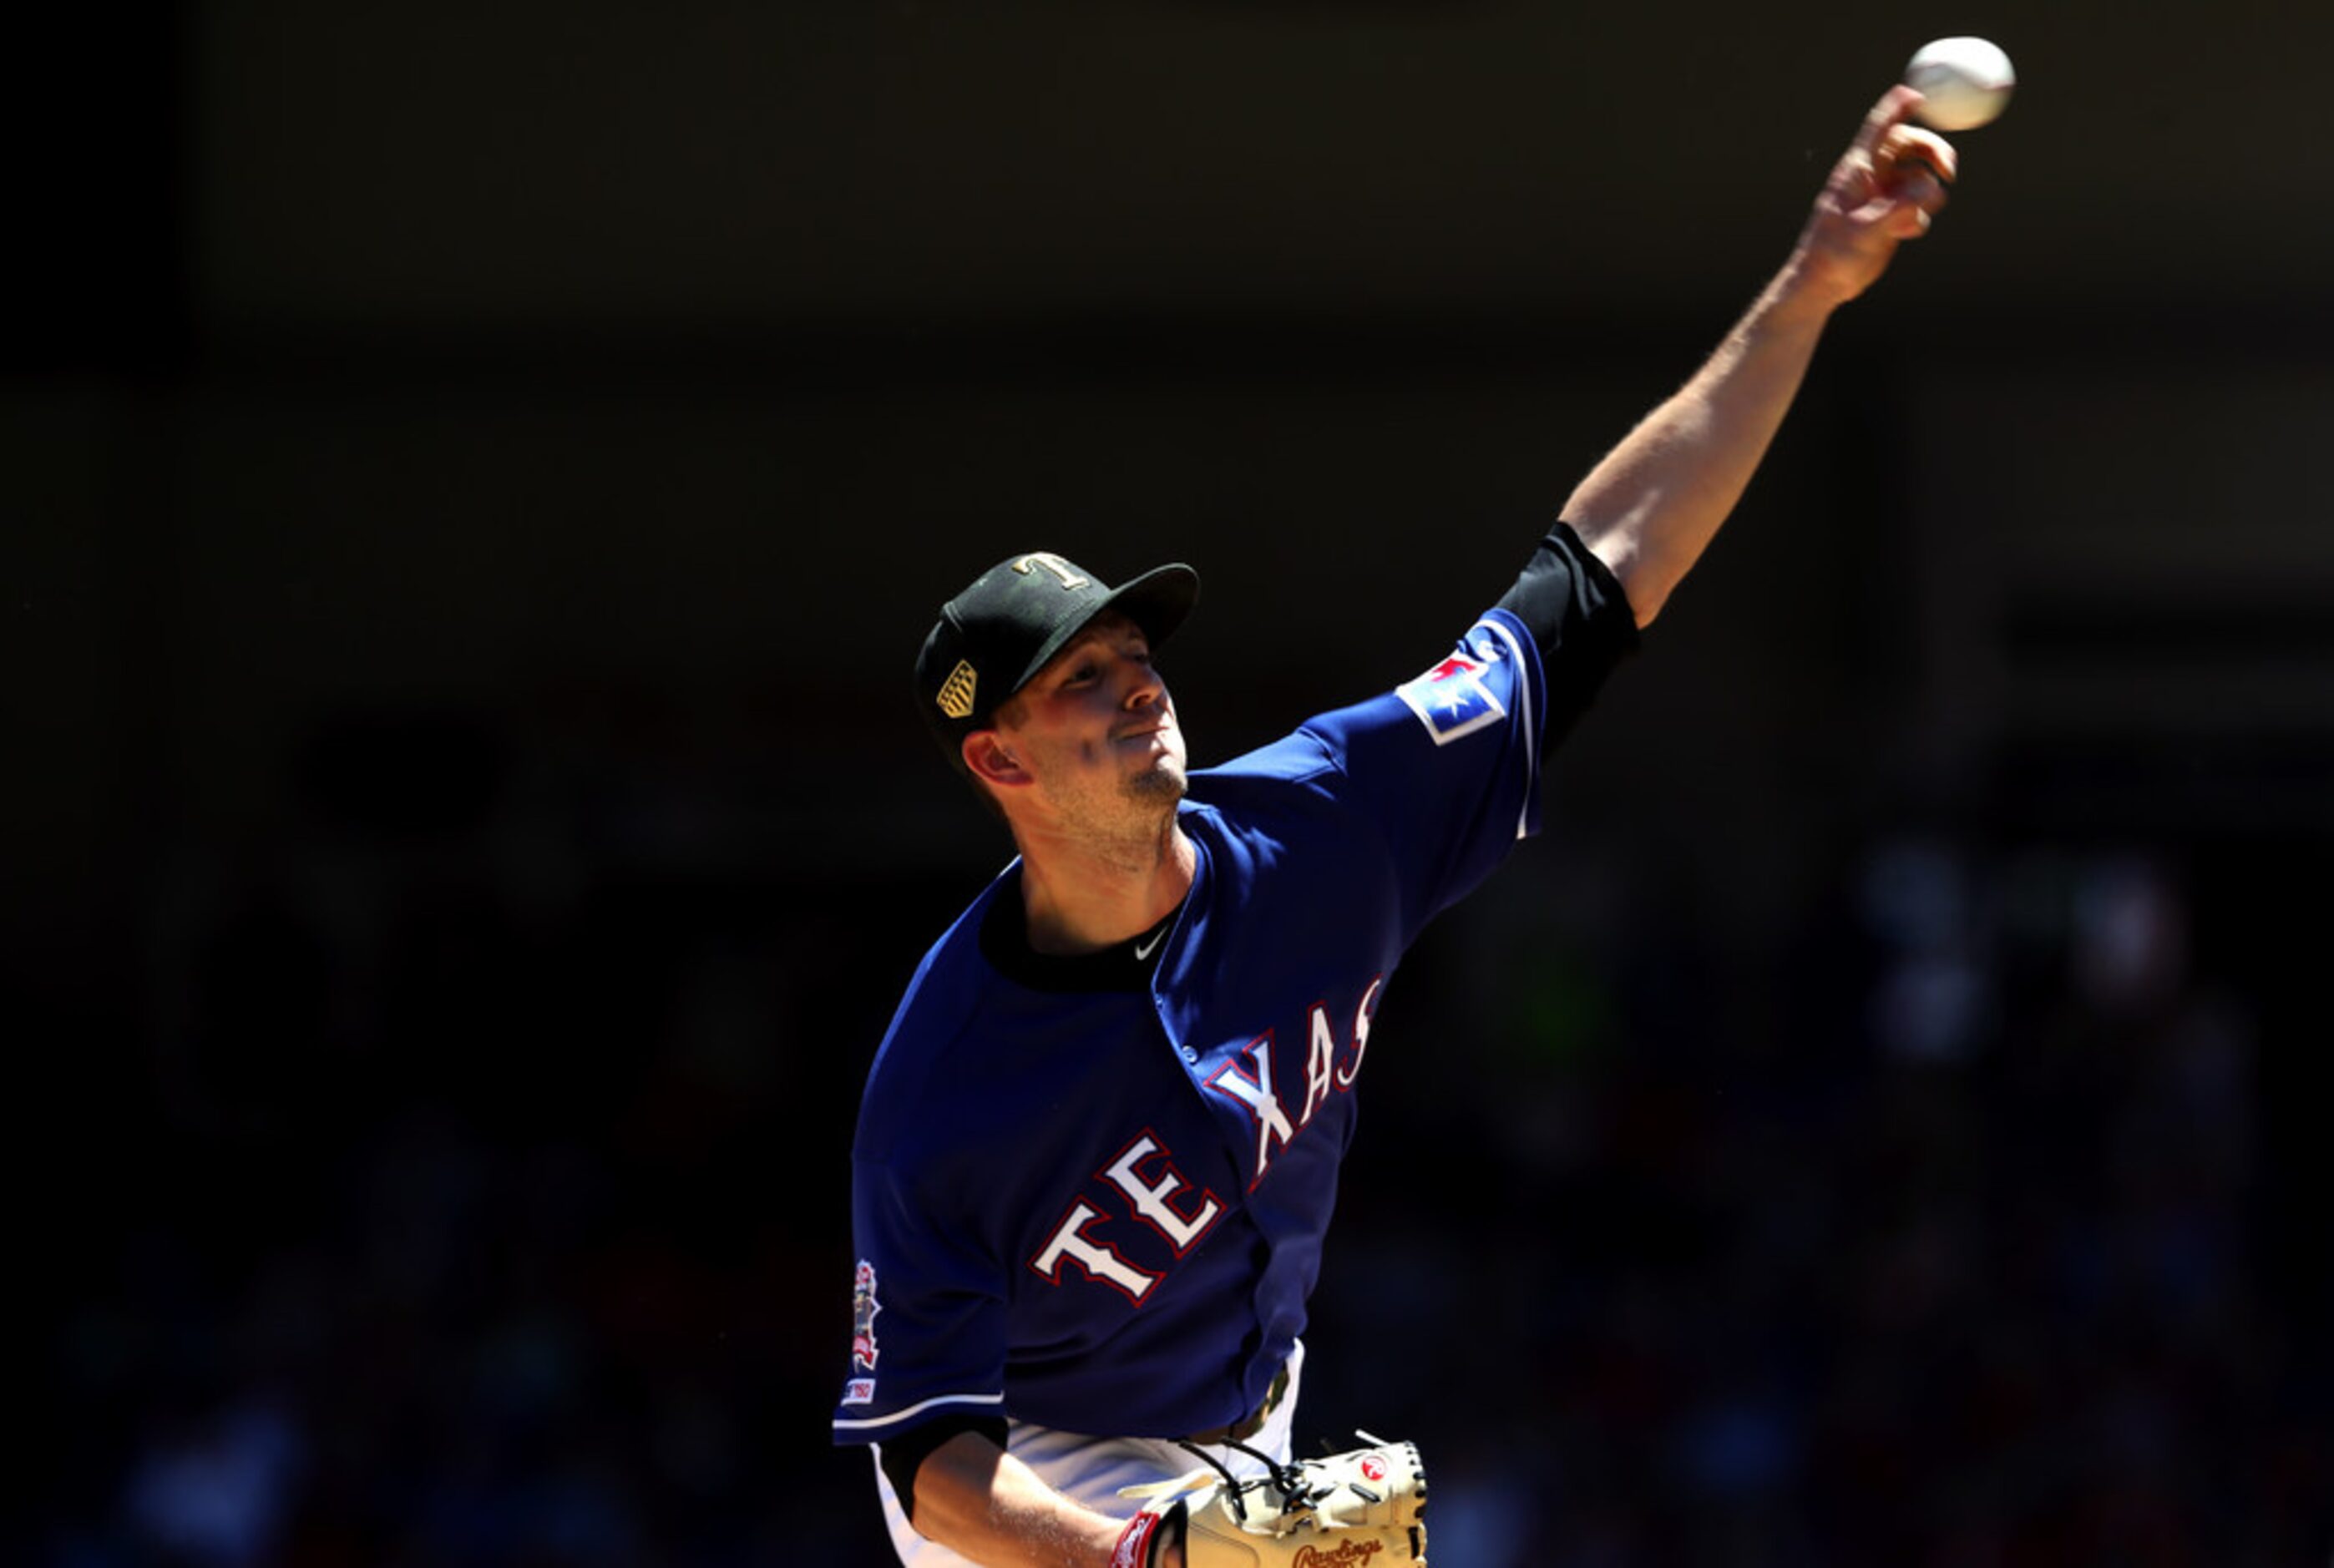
<box><xmin>1183</xmin><ymin>1360</ymin><xmax>1293</xmax><ymax>1446</ymax></box>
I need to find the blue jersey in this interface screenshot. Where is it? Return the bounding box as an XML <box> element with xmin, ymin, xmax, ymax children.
<box><xmin>836</xmin><ymin>553</ymin><xmax>1632</xmax><ymax>1449</ymax></box>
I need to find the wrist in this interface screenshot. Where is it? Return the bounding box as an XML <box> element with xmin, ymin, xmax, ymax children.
<box><xmin>1111</xmin><ymin>1510</ymin><xmax>1166</xmax><ymax>1568</ymax></box>
<box><xmin>1111</xmin><ymin>1502</ymin><xmax>1187</xmax><ymax>1568</ymax></box>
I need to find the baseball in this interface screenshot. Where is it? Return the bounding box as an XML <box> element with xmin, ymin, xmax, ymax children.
<box><xmin>1904</xmin><ymin>37</ymin><xmax>2015</xmax><ymax>131</ymax></box>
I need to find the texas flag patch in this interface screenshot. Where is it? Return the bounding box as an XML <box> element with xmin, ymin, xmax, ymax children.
<box><xmin>1397</xmin><ymin>650</ymin><xmax>1506</xmax><ymax>745</ymax></box>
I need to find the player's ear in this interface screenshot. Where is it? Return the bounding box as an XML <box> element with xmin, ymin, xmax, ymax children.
<box><xmin>962</xmin><ymin>729</ymin><xmax>1030</xmax><ymax>790</ymax></box>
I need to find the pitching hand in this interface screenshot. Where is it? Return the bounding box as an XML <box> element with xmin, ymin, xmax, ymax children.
<box><xmin>1791</xmin><ymin>84</ymin><xmax>1957</xmax><ymax>308</ymax></box>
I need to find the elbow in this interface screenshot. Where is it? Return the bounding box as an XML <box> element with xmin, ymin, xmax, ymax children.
<box><xmin>1609</xmin><ymin>555</ymin><xmax>1668</xmax><ymax>629</ymax></box>
<box><xmin>1574</xmin><ymin>516</ymin><xmax>1667</xmax><ymax>627</ymax></box>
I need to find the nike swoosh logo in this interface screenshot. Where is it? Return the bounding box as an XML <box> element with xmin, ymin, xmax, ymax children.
<box><xmin>1133</xmin><ymin>930</ymin><xmax>1167</xmax><ymax>961</ymax></box>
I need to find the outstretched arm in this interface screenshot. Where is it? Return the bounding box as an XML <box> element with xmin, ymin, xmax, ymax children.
<box><xmin>1568</xmin><ymin>85</ymin><xmax>1957</xmax><ymax>627</ymax></box>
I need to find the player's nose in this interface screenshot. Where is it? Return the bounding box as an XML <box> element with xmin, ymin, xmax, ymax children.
<box><xmin>1121</xmin><ymin>659</ymin><xmax>1167</xmax><ymax>711</ymax></box>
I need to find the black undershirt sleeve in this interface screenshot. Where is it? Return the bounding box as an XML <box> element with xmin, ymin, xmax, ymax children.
<box><xmin>1494</xmin><ymin>518</ymin><xmax>1643</xmax><ymax>746</ymax></box>
<box><xmin>1495</xmin><ymin>519</ymin><xmax>1633</xmax><ymax>648</ymax></box>
<box><xmin>878</xmin><ymin>1412</ymin><xmax>1012</xmax><ymax>1525</ymax></box>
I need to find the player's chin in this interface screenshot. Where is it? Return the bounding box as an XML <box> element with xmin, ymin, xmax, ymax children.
<box><xmin>1122</xmin><ymin>752</ymin><xmax>1187</xmax><ymax>807</ymax></box>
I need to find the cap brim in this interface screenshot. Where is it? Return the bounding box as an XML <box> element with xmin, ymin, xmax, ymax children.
<box><xmin>1008</xmin><ymin>563</ymin><xmax>1201</xmax><ymax>695</ymax></box>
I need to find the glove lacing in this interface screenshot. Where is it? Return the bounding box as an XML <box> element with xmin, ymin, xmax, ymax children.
<box><xmin>1172</xmin><ymin>1428</ymin><xmax>1399</xmax><ymax>1530</ymax></box>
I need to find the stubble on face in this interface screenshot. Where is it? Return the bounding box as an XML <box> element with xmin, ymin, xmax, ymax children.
<box><xmin>1125</xmin><ymin>758</ymin><xmax>1185</xmax><ymax>808</ymax></box>
<box><xmin>1042</xmin><ymin>721</ymin><xmax>1185</xmax><ymax>862</ymax></box>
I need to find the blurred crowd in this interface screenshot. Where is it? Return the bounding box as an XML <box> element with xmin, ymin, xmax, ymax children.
<box><xmin>1307</xmin><ymin>833</ymin><xmax>2329</xmax><ymax>1565</ymax></box>
<box><xmin>25</xmin><ymin>706</ymin><xmax>2333</xmax><ymax>1566</ymax></box>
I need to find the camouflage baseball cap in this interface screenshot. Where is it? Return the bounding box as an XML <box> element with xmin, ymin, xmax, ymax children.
<box><xmin>914</xmin><ymin>551</ymin><xmax>1200</xmax><ymax>771</ymax></box>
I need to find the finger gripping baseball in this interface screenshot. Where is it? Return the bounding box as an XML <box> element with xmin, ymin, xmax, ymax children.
<box><xmin>1122</xmin><ymin>1434</ymin><xmax>1428</xmax><ymax>1566</ymax></box>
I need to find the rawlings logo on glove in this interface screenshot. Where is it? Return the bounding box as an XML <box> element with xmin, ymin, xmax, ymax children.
<box><xmin>1120</xmin><ymin>1432</ymin><xmax>1427</xmax><ymax>1568</ymax></box>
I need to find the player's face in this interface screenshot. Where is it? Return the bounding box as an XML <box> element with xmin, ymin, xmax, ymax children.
<box><xmin>996</xmin><ymin>614</ymin><xmax>1187</xmax><ymax>822</ymax></box>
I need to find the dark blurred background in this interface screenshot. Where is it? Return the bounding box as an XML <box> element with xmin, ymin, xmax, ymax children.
<box><xmin>11</xmin><ymin>2</ymin><xmax>2332</xmax><ymax>1564</ymax></box>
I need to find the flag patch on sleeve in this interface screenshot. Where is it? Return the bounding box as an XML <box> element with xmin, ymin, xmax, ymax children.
<box><xmin>1396</xmin><ymin>652</ymin><xmax>1506</xmax><ymax>745</ymax></box>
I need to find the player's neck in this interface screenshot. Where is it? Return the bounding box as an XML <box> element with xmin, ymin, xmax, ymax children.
<box><xmin>1014</xmin><ymin>817</ymin><xmax>1195</xmax><ymax>958</ymax></box>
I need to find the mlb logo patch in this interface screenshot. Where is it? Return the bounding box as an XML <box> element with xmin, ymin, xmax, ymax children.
<box><xmin>1397</xmin><ymin>652</ymin><xmax>1506</xmax><ymax>745</ymax></box>
<box><xmin>842</xmin><ymin>1378</ymin><xmax>876</xmax><ymax>1406</ymax></box>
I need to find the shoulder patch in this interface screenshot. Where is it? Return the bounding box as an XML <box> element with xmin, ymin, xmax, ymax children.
<box><xmin>1395</xmin><ymin>652</ymin><xmax>1507</xmax><ymax>745</ymax></box>
<box><xmin>851</xmin><ymin>1260</ymin><xmax>883</xmax><ymax>1370</ymax></box>
<box><xmin>842</xmin><ymin>1378</ymin><xmax>876</xmax><ymax>1405</ymax></box>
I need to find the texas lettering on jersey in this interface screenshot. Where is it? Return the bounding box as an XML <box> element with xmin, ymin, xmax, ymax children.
<box><xmin>1027</xmin><ymin>979</ymin><xmax>1383</xmax><ymax>1302</ymax></box>
<box><xmin>1027</xmin><ymin>1130</ymin><xmax>1223</xmax><ymax>1304</ymax></box>
<box><xmin>1204</xmin><ymin>976</ymin><xmax>1384</xmax><ymax>1186</ymax></box>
